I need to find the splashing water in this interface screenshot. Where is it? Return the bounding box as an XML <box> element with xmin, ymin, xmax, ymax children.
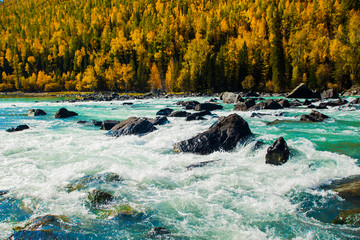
<box><xmin>1</xmin><ymin>96</ymin><xmax>360</xmax><ymax>239</ymax></box>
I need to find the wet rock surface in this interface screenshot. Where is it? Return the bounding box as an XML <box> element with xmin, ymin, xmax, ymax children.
<box><xmin>300</xmin><ymin>110</ymin><xmax>330</xmax><ymax>122</ymax></box>
<box><xmin>54</xmin><ymin>108</ymin><xmax>78</xmax><ymax>118</ymax></box>
<box><xmin>6</xmin><ymin>124</ymin><xmax>30</xmax><ymax>132</ymax></box>
<box><xmin>265</xmin><ymin>137</ymin><xmax>290</xmax><ymax>165</ymax></box>
<box><xmin>287</xmin><ymin>83</ymin><xmax>316</xmax><ymax>99</ymax></box>
<box><xmin>107</xmin><ymin>117</ymin><xmax>157</xmax><ymax>137</ymax></box>
<box><xmin>174</xmin><ymin>113</ymin><xmax>252</xmax><ymax>155</ymax></box>
<box><xmin>27</xmin><ymin>109</ymin><xmax>47</xmax><ymax>116</ymax></box>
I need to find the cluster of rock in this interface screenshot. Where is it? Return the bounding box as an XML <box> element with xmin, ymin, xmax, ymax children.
<box><xmin>8</xmin><ymin>171</ymin><xmax>172</xmax><ymax>239</ymax></box>
<box><xmin>62</xmin><ymin>92</ymin><xmax>218</xmax><ymax>103</ymax></box>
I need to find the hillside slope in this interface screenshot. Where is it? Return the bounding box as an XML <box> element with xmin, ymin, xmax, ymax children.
<box><xmin>0</xmin><ymin>0</ymin><xmax>359</xmax><ymax>93</ymax></box>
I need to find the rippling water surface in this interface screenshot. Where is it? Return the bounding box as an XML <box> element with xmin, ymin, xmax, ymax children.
<box><xmin>1</xmin><ymin>96</ymin><xmax>360</xmax><ymax>239</ymax></box>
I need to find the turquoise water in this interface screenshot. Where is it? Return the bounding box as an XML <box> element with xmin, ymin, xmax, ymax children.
<box><xmin>1</xmin><ymin>96</ymin><xmax>360</xmax><ymax>239</ymax></box>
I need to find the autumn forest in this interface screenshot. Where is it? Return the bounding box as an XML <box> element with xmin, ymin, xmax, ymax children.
<box><xmin>0</xmin><ymin>0</ymin><xmax>359</xmax><ymax>93</ymax></box>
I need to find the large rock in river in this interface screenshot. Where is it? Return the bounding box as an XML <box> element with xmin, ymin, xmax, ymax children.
<box><xmin>107</xmin><ymin>117</ymin><xmax>156</xmax><ymax>137</ymax></box>
<box><xmin>265</xmin><ymin>137</ymin><xmax>289</xmax><ymax>165</ymax></box>
<box><xmin>173</xmin><ymin>113</ymin><xmax>252</xmax><ymax>155</ymax></box>
<box><xmin>27</xmin><ymin>109</ymin><xmax>47</xmax><ymax>116</ymax></box>
<box><xmin>287</xmin><ymin>83</ymin><xmax>314</xmax><ymax>98</ymax></box>
<box><xmin>6</xmin><ymin>124</ymin><xmax>30</xmax><ymax>132</ymax></box>
<box><xmin>54</xmin><ymin>108</ymin><xmax>78</xmax><ymax>118</ymax></box>
<box><xmin>220</xmin><ymin>92</ymin><xmax>241</xmax><ymax>104</ymax></box>
<box><xmin>300</xmin><ymin>110</ymin><xmax>330</xmax><ymax>122</ymax></box>
<box><xmin>321</xmin><ymin>88</ymin><xmax>339</xmax><ymax>99</ymax></box>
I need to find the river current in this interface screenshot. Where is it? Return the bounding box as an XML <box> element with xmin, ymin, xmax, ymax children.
<box><xmin>1</xmin><ymin>95</ymin><xmax>360</xmax><ymax>239</ymax></box>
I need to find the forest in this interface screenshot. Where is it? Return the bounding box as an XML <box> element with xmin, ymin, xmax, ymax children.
<box><xmin>0</xmin><ymin>0</ymin><xmax>359</xmax><ymax>93</ymax></box>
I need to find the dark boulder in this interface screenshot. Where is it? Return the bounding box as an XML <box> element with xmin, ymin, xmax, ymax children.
<box><xmin>278</xmin><ymin>99</ymin><xmax>290</xmax><ymax>108</ymax></box>
<box><xmin>300</xmin><ymin>110</ymin><xmax>330</xmax><ymax>122</ymax></box>
<box><xmin>194</xmin><ymin>103</ymin><xmax>223</xmax><ymax>111</ymax></box>
<box><xmin>156</xmin><ymin>108</ymin><xmax>174</xmax><ymax>116</ymax></box>
<box><xmin>264</xmin><ymin>99</ymin><xmax>283</xmax><ymax>109</ymax></box>
<box><xmin>100</xmin><ymin>120</ymin><xmax>120</xmax><ymax>130</ymax></box>
<box><xmin>122</xmin><ymin>102</ymin><xmax>133</xmax><ymax>105</ymax></box>
<box><xmin>290</xmin><ymin>100</ymin><xmax>303</xmax><ymax>107</ymax></box>
<box><xmin>27</xmin><ymin>109</ymin><xmax>47</xmax><ymax>117</ymax></box>
<box><xmin>107</xmin><ymin>117</ymin><xmax>156</xmax><ymax>137</ymax></box>
<box><xmin>173</xmin><ymin>113</ymin><xmax>252</xmax><ymax>155</ymax></box>
<box><xmin>147</xmin><ymin>116</ymin><xmax>169</xmax><ymax>126</ymax></box>
<box><xmin>234</xmin><ymin>98</ymin><xmax>256</xmax><ymax>111</ymax></box>
<box><xmin>6</xmin><ymin>124</ymin><xmax>30</xmax><ymax>132</ymax></box>
<box><xmin>182</xmin><ymin>101</ymin><xmax>200</xmax><ymax>110</ymax></box>
<box><xmin>351</xmin><ymin>98</ymin><xmax>360</xmax><ymax>104</ymax></box>
<box><xmin>0</xmin><ymin>189</ymin><xmax>9</xmax><ymax>196</ymax></box>
<box><xmin>88</xmin><ymin>189</ymin><xmax>114</xmax><ymax>208</ymax></box>
<box><xmin>265</xmin><ymin>137</ymin><xmax>290</xmax><ymax>165</ymax></box>
<box><xmin>91</xmin><ymin>120</ymin><xmax>103</xmax><ymax>127</ymax></box>
<box><xmin>303</xmin><ymin>99</ymin><xmax>312</xmax><ymax>106</ymax></box>
<box><xmin>186</xmin><ymin>110</ymin><xmax>211</xmax><ymax>121</ymax></box>
<box><xmin>245</xmin><ymin>91</ymin><xmax>260</xmax><ymax>97</ymax></box>
<box><xmin>169</xmin><ymin>111</ymin><xmax>191</xmax><ymax>117</ymax></box>
<box><xmin>287</xmin><ymin>83</ymin><xmax>315</xmax><ymax>98</ymax></box>
<box><xmin>321</xmin><ymin>88</ymin><xmax>339</xmax><ymax>99</ymax></box>
<box><xmin>54</xmin><ymin>108</ymin><xmax>78</xmax><ymax>118</ymax></box>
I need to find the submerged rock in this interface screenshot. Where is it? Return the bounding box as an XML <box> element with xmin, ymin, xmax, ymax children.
<box><xmin>27</xmin><ymin>109</ymin><xmax>47</xmax><ymax>117</ymax></box>
<box><xmin>107</xmin><ymin>117</ymin><xmax>156</xmax><ymax>137</ymax></box>
<box><xmin>287</xmin><ymin>83</ymin><xmax>315</xmax><ymax>98</ymax></box>
<box><xmin>11</xmin><ymin>215</ymin><xmax>71</xmax><ymax>239</ymax></box>
<box><xmin>147</xmin><ymin>227</ymin><xmax>171</xmax><ymax>238</ymax></box>
<box><xmin>54</xmin><ymin>108</ymin><xmax>78</xmax><ymax>118</ymax></box>
<box><xmin>333</xmin><ymin>208</ymin><xmax>360</xmax><ymax>226</ymax></box>
<box><xmin>265</xmin><ymin>137</ymin><xmax>289</xmax><ymax>165</ymax></box>
<box><xmin>65</xmin><ymin>172</ymin><xmax>123</xmax><ymax>192</ymax></box>
<box><xmin>174</xmin><ymin>113</ymin><xmax>252</xmax><ymax>155</ymax></box>
<box><xmin>321</xmin><ymin>175</ymin><xmax>360</xmax><ymax>203</ymax></box>
<box><xmin>88</xmin><ymin>189</ymin><xmax>114</xmax><ymax>208</ymax></box>
<box><xmin>96</xmin><ymin>204</ymin><xmax>144</xmax><ymax>220</ymax></box>
<box><xmin>300</xmin><ymin>110</ymin><xmax>330</xmax><ymax>122</ymax></box>
<box><xmin>6</xmin><ymin>124</ymin><xmax>30</xmax><ymax>132</ymax></box>
<box><xmin>186</xmin><ymin>160</ymin><xmax>220</xmax><ymax>170</ymax></box>
<box><xmin>0</xmin><ymin>189</ymin><xmax>9</xmax><ymax>196</ymax></box>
